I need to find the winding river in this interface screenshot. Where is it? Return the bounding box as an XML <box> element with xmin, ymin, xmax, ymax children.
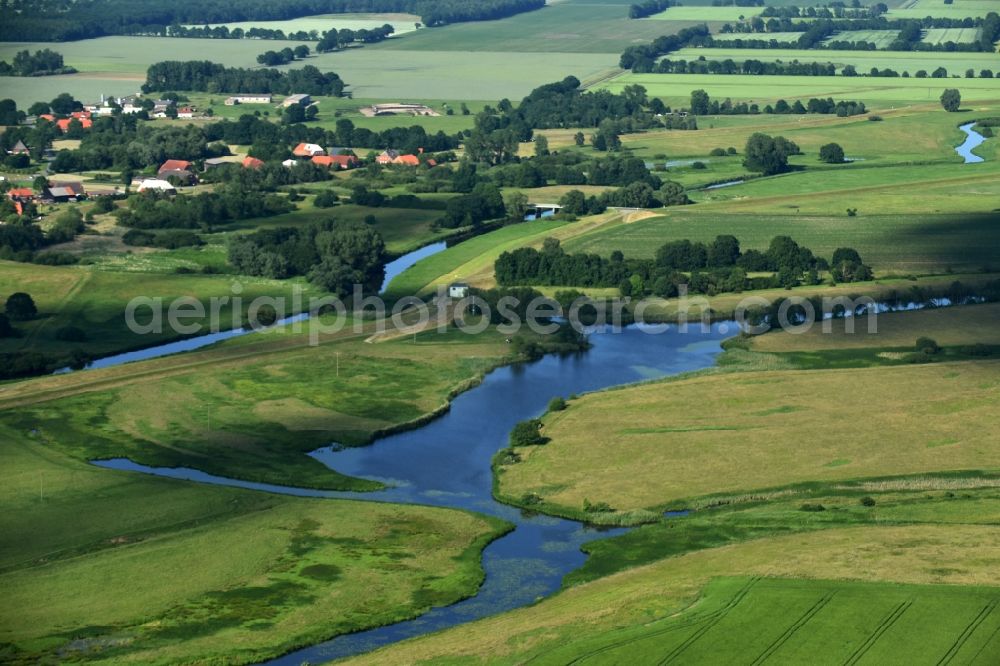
<box><xmin>956</xmin><ymin>122</ymin><xmax>986</xmax><ymax>164</ymax></box>
<box><xmin>94</xmin><ymin>320</ymin><xmax>735</xmax><ymax>663</ymax></box>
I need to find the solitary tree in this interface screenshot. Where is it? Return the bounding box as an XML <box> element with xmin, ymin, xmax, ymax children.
<box><xmin>534</xmin><ymin>134</ymin><xmax>549</xmax><ymax>157</ymax></box>
<box><xmin>5</xmin><ymin>292</ymin><xmax>37</xmax><ymax>321</ymax></box>
<box><xmin>940</xmin><ymin>88</ymin><xmax>961</xmax><ymax>112</ymax></box>
<box><xmin>819</xmin><ymin>142</ymin><xmax>845</xmax><ymax>164</ymax></box>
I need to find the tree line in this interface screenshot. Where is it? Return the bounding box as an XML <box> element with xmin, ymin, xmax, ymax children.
<box><xmin>0</xmin><ymin>0</ymin><xmax>543</xmax><ymax>41</ymax></box>
<box><xmin>689</xmin><ymin>89</ymin><xmax>865</xmax><ymax>117</ymax></box>
<box><xmin>142</xmin><ymin>61</ymin><xmax>346</xmax><ymax>96</ymax></box>
<box><xmin>227</xmin><ymin>219</ymin><xmax>386</xmax><ymax>296</ymax></box>
<box><xmin>496</xmin><ymin>235</ymin><xmax>873</xmax><ymax>296</ymax></box>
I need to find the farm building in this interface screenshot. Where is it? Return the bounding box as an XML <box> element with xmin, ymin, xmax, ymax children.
<box><xmin>293</xmin><ymin>142</ymin><xmax>325</xmax><ymax>157</ymax></box>
<box><xmin>158</xmin><ymin>159</ymin><xmax>193</xmax><ymax>175</ymax></box>
<box><xmin>177</xmin><ymin>107</ymin><xmax>195</xmax><ymax>119</ymax></box>
<box><xmin>242</xmin><ymin>156</ymin><xmax>265</xmax><ymax>169</ymax></box>
<box><xmin>448</xmin><ymin>283</ymin><xmax>470</xmax><ymax>298</ymax></box>
<box><xmin>376</xmin><ymin>149</ymin><xmax>400</xmax><ymax>164</ymax></box>
<box><xmin>362</xmin><ymin>103</ymin><xmax>440</xmax><ymax>117</ymax></box>
<box><xmin>42</xmin><ymin>182</ymin><xmax>86</xmax><ymax>202</ymax></box>
<box><xmin>312</xmin><ymin>155</ymin><xmax>359</xmax><ymax>169</ymax></box>
<box><xmin>137</xmin><ymin>179</ymin><xmax>177</xmax><ymax>194</ymax></box>
<box><xmin>203</xmin><ymin>157</ymin><xmax>234</xmax><ymax>170</ymax></box>
<box><xmin>281</xmin><ymin>158</ymin><xmax>297</xmax><ymax>168</ymax></box>
<box><xmin>282</xmin><ymin>94</ymin><xmax>312</xmax><ymax>107</ymax></box>
<box><xmin>225</xmin><ymin>94</ymin><xmax>273</xmax><ymax>105</ymax></box>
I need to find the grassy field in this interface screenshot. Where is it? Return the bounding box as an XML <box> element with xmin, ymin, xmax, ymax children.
<box><xmin>0</xmin><ymin>424</ymin><xmax>506</xmax><ymax>664</ymax></box>
<box><xmin>752</xmin><ymin>302</ymin><xmax>1000</xmax><ymax>352</ymax></box>
<box><xmin>0</xmin><ymin>261</ymin><xmax>323</xmax><ymax>358</ymax></box>
<box><xmin>0</xmin><ymin>320</ymin><xmax>536</xmax><ymax>489</ymax></box>
<box><xmin>499</xmin><ymin>359</ymin><xmax>1000</xmax><ymax>512</ymax></box>
<box><xmin>344</xmin><ymin>522</ymin><xmax>1000</xmax><ymax>664</ymax></box>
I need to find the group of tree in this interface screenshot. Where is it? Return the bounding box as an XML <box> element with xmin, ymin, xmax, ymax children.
<box><xmin>256</xmin><ymin>45</ymin><xmax>311</xmax><ymax>66</ymax></box>
<box><xmin>315</xmin><ymin>25</ymin><xmax>396</xmax><ymax>51</ymax></box>
<box><xmin>142</xmin><ymin>61</ymin><xmax>346</xmax><ymax>97</ymax></box>
<box><xmin>0</xmin><ymin>0</ymin><xmax>545</xmax><ymax>41</ymax></box>
<box><xmin>628</xmin><ymin>0</ymin><xmax>675</xmax><ymax>20</ymax></box>
<box><xmin>743</xmin><ymin>133</ymin><xmax>801</xmax><ymax>175</ymax></box>
<box><xmin>227</xmin><ymin>218</ymin><xmax>386</xmax><ymax>296</ymax></box>
<box><xmin>0</xmin><ymin>49</ymin><xmax>76</xmax><ymax>77</ymax></box>
<box><xmin>114</xmin><ymin>187</ymin><xmax>293</xmax><ymax>230</ymax></box>
<box><xmin>496</xmin><ymin>234</ymin><xmax>873</xmax><ymax>296</ymax></box>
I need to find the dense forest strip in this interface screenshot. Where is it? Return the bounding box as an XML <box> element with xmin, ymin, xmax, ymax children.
<box><xmin>0</xmin><ymin>0</ymin><xmax>545</xmax><ymax>41</ymax></box>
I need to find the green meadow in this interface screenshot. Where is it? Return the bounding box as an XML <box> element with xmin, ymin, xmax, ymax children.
<box><xmin>888</xmin><ymin>0</ymin><xmax>999</xmax><ymax>19</ymax></box>
<box><xmin>0</xmin><ymin>423</ymin><xmax>506</xmax><ymax>664</ymax></box>
<box><xmin>188</xmin><ymin>12</ymin><xmax>422</xmax><ymax>35</ymax></box>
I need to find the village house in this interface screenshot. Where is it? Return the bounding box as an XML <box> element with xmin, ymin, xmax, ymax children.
<box><xmin>177</xmin><ymin>106</ymin><xmax>196</xmax><ymax>119</ymax></box>
<box><xmin>375</xmin><ymin>149</ymin><xmax>400</xmax><ymax>164</ymax></box>
<box><xmin>8</xmin><ymin>140</ymin><xmax>29</xmax><ymax>155</ymax></box>
<box><xmin>282</xmin><ymin>94</ymin><xmax>312</xmax><ymax>107</ymax></box>
<box><xmin>225</xmin><ymin>94</ymin><xmax>273</xmax><ymax>105</ymax></box>
<box><xmin>311</xmin><ymin>154</ymin><xmax>359</xmax><ymax>170</ymax></box>
<box><xmin>281</xmin><ymin>158</ymin><xmax>298</xmax><ymax>168</ymax></box>
<box><xmin>293</xmin><ymin>142</ymin><xmax>325</xmax><ymax>158</ymax></box>
<box><xmin>56</xmin><ymin>117</ymin><xmax>93</xmax><ymax>132</ymax></box>
<box><xmin>242</xmin><ymin>156</ymin><xmax>265</xmax><ymax>169</ymax></box>
<box><xmin>6</xmin><ymin>187</ymin><xmax>34</xmax><ymax>203</ymax></box>
<box><xmin>158</xmin><ymin>159</ymin><xmax>193</xmax><ymax>175</ymax></box>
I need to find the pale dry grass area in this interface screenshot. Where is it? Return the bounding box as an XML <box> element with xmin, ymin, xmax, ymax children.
<box><xmin>343</xmin><ymin>524</ymin><xmax>1000</xmax><ymax>665</ymax></box>
<box><xmin>500</xmin><ymin>361</ymin><xmax>1000</xmax><ymax>511</ymax></box>
<box><xmin>753</xmin><ymin>302</ymin><xmax>1000</xmax><ymax>352</ymax></box>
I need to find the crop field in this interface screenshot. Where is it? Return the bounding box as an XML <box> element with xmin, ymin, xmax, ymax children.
<box><xmin>753</xmin><ymin>302</ymin><xmax>1000</xmax><ymax>352</ymax></box>
<box><xmin>826</xmin><ymin>29</ymin><xmax>901</xmax><ymax>48</ymax></box>
<box><xmin>0</xmin><ymin>424</ymin><xmax>504</xmax><ymax>664</ymax></box>
<box><xmin>601</xmin><ymin>71</ymin><xmax>1000</xmax><ymax>107</ymax></box>
<box><xmin>373</xmin><ymin>0</ymin><xmax>715</xmax><ymax>54</ymax></box>
<box><xmin>188</xmin><ymin>12</ymin><xmax>422</xmax><ymax>35</ymax></box>
<box><xmin>345</xmin><ymin>524</ymin><xmax>1000</xmax><ymax>664</ymax></box>
<box><xmin>714</xmin><ymin>31</ymin><xmax>804</xmax><ymax>43</ymax></box>
<box><xmin>650</xmin><ymin>6</ymin><xmax>761</xmax><ymax>21</ymax></box>
<box><xmin>662</xmin><ymin>47</ymin><xmax>1000</xmax><ymax>77</ymax></box>
<box><xmin>529</xmin><ymin>577</ymin><xmax>1000</xmax><ymax>665</ymax></box>
<box><xmin>501</xmin><ymin>360</ymin><xmax>1000</xmax><ymax>510</ymax></box>
<box><xmin>889</xmin><ymin>0</ymin><xmax>1000</xmax><ymax>19</ymax></box>
<box><xmin>922</xmin><ymin>27</ymin><xmax>983</xmax><ymax>45</ymax></box>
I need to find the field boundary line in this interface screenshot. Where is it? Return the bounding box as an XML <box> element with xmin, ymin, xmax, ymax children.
<box><xmin>843</xmin><ymin>600</ymin><xmax>913</xmax><ymax>666</ymax></box>
<box><xmin>937</xmin><ymin>599</ymin><xmax>999</xmax><ymax>665</ymax></box>
<box><xmin>751</xmin><ymin>591</ymin><xmax>836</xmax><ymax>665</ymax></box>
